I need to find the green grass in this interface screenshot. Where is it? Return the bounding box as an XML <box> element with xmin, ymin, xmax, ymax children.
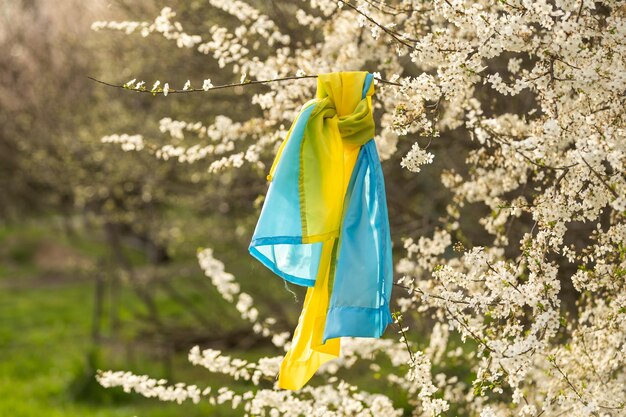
<box><xmin>0</xmin><ymin>217</ymin><xmax>459</xmax><ymax>417</ymax></box>
<box><xmin>0</xmin><ymin>219</ymin><xmax>260</xmax><ymax>416</ymax></box>
<box><xmin>0</xmin><ymin>272</ymin><xmax>254</xmax><ymax>416</ymax></box>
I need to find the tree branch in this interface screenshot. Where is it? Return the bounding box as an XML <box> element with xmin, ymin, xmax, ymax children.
<box><xmin>88</xmin><ymin>73</ymin><xmax>402</xmax><ymax>96</ymax></box>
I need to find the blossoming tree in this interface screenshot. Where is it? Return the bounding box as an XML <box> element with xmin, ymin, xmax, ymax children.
<box><xmin>92</xmin><ymin>1</ymin><xmax>625</xmax><ymax>416</ymax></box>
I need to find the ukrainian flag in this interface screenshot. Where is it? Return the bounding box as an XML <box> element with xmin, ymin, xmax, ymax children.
<box><xmin>249</xmin><ymin>71</ymin><xmax>393</xmax><ymax>390</ymax></box>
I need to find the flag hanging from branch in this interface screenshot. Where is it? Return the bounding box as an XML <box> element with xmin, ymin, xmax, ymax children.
<box><xmin>249</xmin><ymin>71</ymin><xmax>393</xmax><ymax>390</ymax></box>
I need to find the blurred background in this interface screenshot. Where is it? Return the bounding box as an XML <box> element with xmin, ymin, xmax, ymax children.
<box><xmin>0</xmin><ymin>1</ymin><xmax>474</xmax><ymax>416</ymax></box>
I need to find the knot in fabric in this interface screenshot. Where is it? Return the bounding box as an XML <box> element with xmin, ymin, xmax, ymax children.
<box><xmin>312</xmin><ymin>96</ymin><xmax>375</xmax><ymax>147</ymax></box>
<box><xmin>311</xmin><ymin>72</ymin><xmax>375</xmax><ymax>147</ymax></box>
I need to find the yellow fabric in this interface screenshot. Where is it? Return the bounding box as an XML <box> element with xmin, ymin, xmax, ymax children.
<box><xmin>300</xmin><ymin>72</ymin><xmax>375</xmax><ymax>239</ymax></box>
<box><xmin>278</xmin><ymin>239</ymin><xmax>339</xmax><ymax>390</ymax></box>
<box><xmin>278</xmin><ymin>72</ymin><xmax>375</xmax><ymax>390</ymax></box>
<box><xmin>267</xmin><ymin>100</ymin><xmax>318</xmax><ymax>182</ymax></box>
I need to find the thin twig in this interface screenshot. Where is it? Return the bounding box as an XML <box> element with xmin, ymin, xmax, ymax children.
<box><xmin>482</xmin><ymin>124</ymin><xmax>578</xmax><ymax>171</ymax></box>
<box><xmin>576</xmin><ymin>0</ymin><xmax>585</xmax><ymax>23</ymax></box>
<box><xmin>394</xmin><ymin>282</ymin><xmax>502</xmax><ymax>307</ymax></box>
<box><xmin>548</xmin><ymin>355</ymin><xmax>602</xmax><ymax>416</ymax></box>
<box><xmin>443</xmin><ymin>0</ymin><xmax>465</xmax><ymax>16</ymax></box>
<box><xmin>579</xmin><ymin>154</ymin><xmax>619</xmax><ymax>198</ymax></box>
<box><xmin>87</xmin><ymin>73</ymin><xmax>402</xmax><ymax>95</ymax></box>
<box><xmin>337</xmin><ymin>0</ymin><xmax>417</xmax><ymax>47</ymax></box>
<box><xmin>392</xmin><ymin>312</ymin><xmax>416</xmax><ymax>364</ymax></box>
<box><xmin>360</xmin><ymin>0</ymin><xmax>417</xmax><ymax>16</ymax></box>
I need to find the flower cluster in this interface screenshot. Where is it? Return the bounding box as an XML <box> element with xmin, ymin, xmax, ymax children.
<box><xmin>101</xmin><ymin>134</ymin><xmax>144</xmax><ymax>152</ymax></box>
<box><xmin>400</xmin><ymin>142</ymin><xmax>434</xmax><ymax>173</ymax></box>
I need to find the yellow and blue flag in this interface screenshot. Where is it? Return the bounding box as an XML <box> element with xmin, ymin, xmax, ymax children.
<box><xmin>249</xmin><ymin>71</ymin><xmax>393</xmax><ymax>390</ymax></box>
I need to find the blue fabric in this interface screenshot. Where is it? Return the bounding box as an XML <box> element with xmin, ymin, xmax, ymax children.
<box><xmin>323</xmin><ymin>139</ymin><xmax>393</xmax><ymax>341</ymax></box>
<box><xmin>361</xmin><ymin>73</ymin><xmax>373</xmax><ymax>99</ymax></box>
<box><xmin>249</xmin><ymin>103</ymin><xmax>322</xmax><ymax>287</ymax></box>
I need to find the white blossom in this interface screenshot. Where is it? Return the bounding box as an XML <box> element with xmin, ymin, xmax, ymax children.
<box><xmin>101</xmin><ymin>134</ymin><xmax>144</xmax><ymax>152</ymax></box>
<box><xmin>400</xmin><ymin>142</ymin><xmax>434</xmax><ymax>173</ymax></box>
<box><xmin>202</xmin><ymin>79</ymin><xmax>213</xmax><ymax>91</ymax></box>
